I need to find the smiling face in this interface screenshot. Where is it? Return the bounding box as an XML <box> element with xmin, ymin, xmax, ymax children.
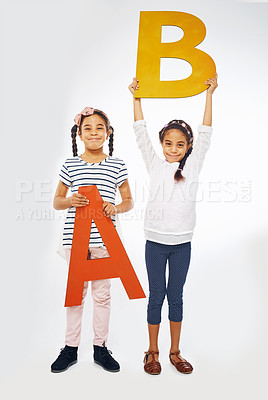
<box><xmin>78</xmin><ymin>114</ymin><xmax>110</xmax><ymax>151</ymax></box>
<box><xmin>161</xmin><ymin>129</ymin><xmax>191</xmax><ymax>163</ymax></box>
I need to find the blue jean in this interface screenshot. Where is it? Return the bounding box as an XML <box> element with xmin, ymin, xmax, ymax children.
<box><xmin>145</xmin><ymin>240</ymin><xmax>191</xmax><ymax>325</ymax></box>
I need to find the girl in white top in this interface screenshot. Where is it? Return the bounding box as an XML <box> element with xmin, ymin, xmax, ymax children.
<box><xmin>128</xmin><ymin>74</ymin><xmax>218</xmax><ymax>375</ymax></box>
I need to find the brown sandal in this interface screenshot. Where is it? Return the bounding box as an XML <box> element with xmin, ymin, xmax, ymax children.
<box><xmin>143</xmin><ymin>351</ymin><xmax>161</xmax><ymax>375</ymax></box>
<box><xmin>169</xmin><ymin>350</ymin><xmax>193</xmax><ymax>374</ymax></box>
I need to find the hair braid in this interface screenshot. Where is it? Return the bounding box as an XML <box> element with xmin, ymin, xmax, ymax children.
<box><xmin>174</xmin><ymin>147</ymin><xmax>193</xmax><ymax>182</ymax></box>
<box><xmin>71</xmin><ymin>125</ymin><xmax>78</xmax><ymax>157</ymax></box>
<box><xmin>108</xmin><ymin>126</ymin><xmax>114</xmax><ymax>156</ymax></box>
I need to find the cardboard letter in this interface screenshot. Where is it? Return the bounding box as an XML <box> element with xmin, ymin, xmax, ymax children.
<box><xmin>65</xmin><ymin>185</ymin><xmax>145</xmax><ymax>306</ymax></box>
<box><xmin>136</xmin><ymin>11</ymin><xmax>216</xmax><ymax>98</ymax></box>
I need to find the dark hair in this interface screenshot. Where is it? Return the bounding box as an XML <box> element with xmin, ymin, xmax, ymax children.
<box><xmin>159</xmin><ymin>119</ymin><xmax>193</xmax><ymax>182</ymax></box>
<box><xmin>71</xmin><ymin>109</ymin><xmax>114</xmax><ymax>157</ymax></box>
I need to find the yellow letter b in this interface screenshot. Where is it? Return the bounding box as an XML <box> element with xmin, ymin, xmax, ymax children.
<box><xmin>136</xmin><ymin>11</ymin><xmax>216</xmax><ymax>98</ymax></box>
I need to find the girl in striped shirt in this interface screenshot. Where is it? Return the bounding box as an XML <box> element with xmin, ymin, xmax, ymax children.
<box><xmin>51</xmin><ymin>107</ymin><xmax>133</xmax><ymax>373</ymax></box>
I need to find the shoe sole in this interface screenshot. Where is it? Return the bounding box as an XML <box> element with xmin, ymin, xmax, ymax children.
<box><xmin>51</xmin><ymin>360</ymin><xmax>78</xmax><ymax>373</ymax></box>
<box><xmin>94</xmin><ymin>360</ymin><xmax>120</xmax><ymax>373</ymax></box>
<box><xmin>144</xmin><ymin>371</ymin><xmax>161</xmax><ymax>375</ymax></box>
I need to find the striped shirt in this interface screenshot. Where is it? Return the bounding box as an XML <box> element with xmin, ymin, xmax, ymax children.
<box><xmin>59</xmin><ymin>155</ymin><xmax>128</xmax><ymax>249</ymax></box>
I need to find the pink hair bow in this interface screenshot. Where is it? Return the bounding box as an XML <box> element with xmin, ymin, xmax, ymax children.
<box><xmin>74</xmin><ymin>107</ymin><xmax>95</xmax><ymax>127</ymax></box>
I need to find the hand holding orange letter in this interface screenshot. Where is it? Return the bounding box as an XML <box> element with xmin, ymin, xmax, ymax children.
<box><xmin>71</xmin><ymin>193</ymin><xmax>89</xmax><ymax>207</ymax></box>
<box><xmin>103</xmin><ymin>201</ymin><xmax>117</xmax><ymax>217</ymax></box>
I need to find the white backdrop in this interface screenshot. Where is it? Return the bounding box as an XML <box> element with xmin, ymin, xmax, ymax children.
<box><xmin>1</xmin><ymin>0</ymin><xmax>268</xmax><ymax>399</ymax></box>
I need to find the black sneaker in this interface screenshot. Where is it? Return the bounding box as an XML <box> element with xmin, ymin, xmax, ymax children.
<box><xmin>51</xmin><ymin>345</ymin><xmax>78</xmax><ymax>373</ymax></box>
<box><xmin>93</xmin><ymin>343</ymin><xmax>120</xmax><ymax>372</ymax></box>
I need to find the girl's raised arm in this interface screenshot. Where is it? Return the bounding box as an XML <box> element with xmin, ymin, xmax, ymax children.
<box><xmin>128</xmin><ymin>78</ymin><xmax>144</xmax><ymax>121</ymax></box>
<box><xmin>202</xmin><ymin>73</ymin><xmax>218</xmax><ymax>126</ymax></box>
<box><xmin>129</xmin><ymin>78</ymin><xmax>158</xmax><ymax>173</ymax></box>
<box><xmin>187</xmin><ymin>73</ymin><xmax>218</xmax><ymax>173</ymax></box>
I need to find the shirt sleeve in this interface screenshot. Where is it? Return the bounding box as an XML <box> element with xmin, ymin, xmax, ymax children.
<box><xmin>116</xmin><ymin>160</ymin><xmax>128</xmax><ymax>187</ymax></box>
<box><xmin>133</xmin><ymin>119</ymin><xmax>158</xmax><ymax>174</ymax></box>
<box><xmin>188</xmin><ymin>125</ymin><xmax>213</xmax><ymax>173</ymax></box>
<box><xmin>59</xmin><ymin>160</ymin><xmax>72</xmax><ymax>187</ymax></box>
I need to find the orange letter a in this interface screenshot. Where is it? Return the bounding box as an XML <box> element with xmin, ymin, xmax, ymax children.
<box><xmin>65</xmin><ymin>185</ymin><xmax>145</xmax><ymax>307</ymax></box>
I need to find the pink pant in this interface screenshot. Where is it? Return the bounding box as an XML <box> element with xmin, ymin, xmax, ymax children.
<box><xmin>65</xmin><ymin>247</ymin><xmax>111</xmax><ymax>347</ymax></box>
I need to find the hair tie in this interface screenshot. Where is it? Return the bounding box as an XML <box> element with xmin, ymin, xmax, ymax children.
<box><xmin>161</xmin><ymin>119</ymin><xmax>193</xmax><ymax>143</ymax></box>
<box><xmin>74</xmin><ymin>107</ymin><xmax>95</xmax><ymax>127</ymax></box>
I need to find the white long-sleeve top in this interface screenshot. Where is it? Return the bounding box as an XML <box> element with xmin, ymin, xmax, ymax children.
<box><xmin>133</xmin><ymin>119</ymin><xmax>213</xmax><ymax>245</ymax></box>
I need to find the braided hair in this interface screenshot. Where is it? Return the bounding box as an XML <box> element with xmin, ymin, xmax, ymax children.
<box><xmin>108</xmin><ymin>126</ymin><xmax>114</xmax><ymax>156</ymax></box>
<box><xmin>159</xmin><ymin>119</ymin><xmax>193</xmax><ymax>182</ymax></box>
<box><xmin>71</xmin><ymin>109</ymin><xmax>114</xmax><ymax>157</ymax></box>
<box><xmin>71</xmin><ymin>125</ymin><xmax>78</xmax><ymax>157</ymax></box>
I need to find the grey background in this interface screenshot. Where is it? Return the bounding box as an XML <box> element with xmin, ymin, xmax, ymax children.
<box><xmin>1</xmin><ymin>0</ymin><xmax>268</xmax><ymax>399</ymax></box>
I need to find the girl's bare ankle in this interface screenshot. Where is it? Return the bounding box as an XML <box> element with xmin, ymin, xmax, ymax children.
<box><xmin>148</xmin><ymin>347</ymin><xmax>159</xmax><ymax>352</ymax></box>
